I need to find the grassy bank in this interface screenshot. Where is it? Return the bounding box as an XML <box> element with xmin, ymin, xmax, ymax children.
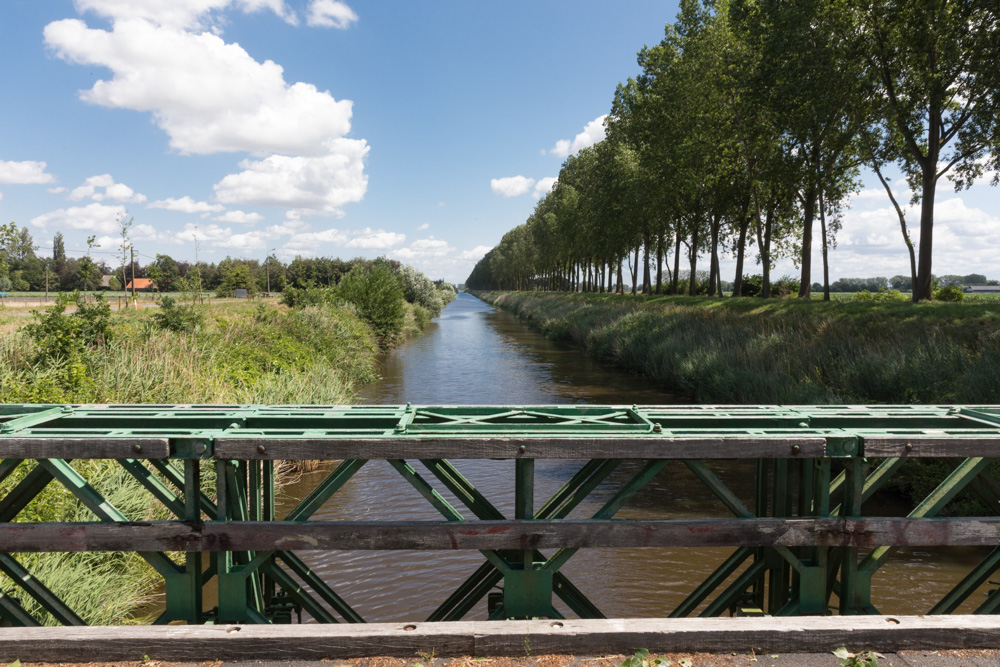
<box><xmin>0</xmin><ymin>295</ymin><xmax>431</xmax><ymax>625</ymax></box>
<box><xmin>475</xmin><ymin>290</ymin><xmax>1000</xmax><ymax>405</ymax></box>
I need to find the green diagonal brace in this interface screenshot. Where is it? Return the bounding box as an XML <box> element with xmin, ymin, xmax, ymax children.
<box><xmin>0</xmin><ymin>553</ymin><xmax>86</xmax><ymax>626</ymax></box>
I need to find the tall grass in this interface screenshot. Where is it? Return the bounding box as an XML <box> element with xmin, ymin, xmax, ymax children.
<box><xmin>477</xmin><ymin>291</ymin><xmax>1000</xmax><ymax>404</ymax></box>
<box><xmin>0</xmin><ymin>301</ymin><xmax>379</xmax><ymax>404</ymax></box>
<box><xmin>0</xmin><ymin>300</ymin><xmax>385</xmax><ymax>624</ymax></box>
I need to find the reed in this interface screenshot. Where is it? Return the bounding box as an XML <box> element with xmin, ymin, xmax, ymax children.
<box><xmin>0</xmin><ymin>299</ymin><xmax>384</xmax><ymax>624</ymax></box>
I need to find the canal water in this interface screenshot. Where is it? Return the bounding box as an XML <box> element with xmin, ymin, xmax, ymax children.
<box><xmin>274</xmin><ymin>292</ymin><xmax>984</xmax><ymax>621</ymax></box>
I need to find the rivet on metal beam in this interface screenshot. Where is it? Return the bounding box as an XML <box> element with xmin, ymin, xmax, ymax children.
<box><xmin>791</xmin><ymin>444</ymin><xmax>801</xmax><ymax>455</ymax></box>
<box><xmin>518</xmin><ymin>445</ymin><xmax>526</xmax><ymax>454</ymax></box>
<box><xmin>132</xmin><ymin>444</ymin><xmax>142</xmax><ymax>453</ymax></box>
<box><xmin>905</xmin><ymin>443</ymin><xmax>913</xmax><ymax>453</ymax></box>
<box><xmin>257</xmin><ymin>445</ymin><xmax>267</xmax><ymax>454</ymax></box>
<box><xmin>653</xmin><ymin>423</ymin><xmax>662</xmax><ymax>433</ymax></box>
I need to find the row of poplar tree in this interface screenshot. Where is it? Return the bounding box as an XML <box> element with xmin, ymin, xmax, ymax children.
<box><xmin>466</xmin><ymin>0</ymin><xmax>999</xmax><ymax>301</ymax></box>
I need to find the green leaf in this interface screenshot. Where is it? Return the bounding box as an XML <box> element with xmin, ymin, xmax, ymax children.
<box><xmin>10</xmin><ymin>660</ymin><xmax>21</xmax><ymax>667</ymax></box>
<box><xmin>832</xmin><ymin>647</ymin><xmax>852</xmax><ymax>660</ymax></box>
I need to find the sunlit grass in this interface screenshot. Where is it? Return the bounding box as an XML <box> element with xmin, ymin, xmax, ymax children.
<box><xmin>477</xmin><ymin>290</ymin><xmax>1000</xmax><ymax>404</ymax></box>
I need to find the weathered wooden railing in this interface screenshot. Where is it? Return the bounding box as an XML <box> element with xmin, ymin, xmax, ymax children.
<box><xmin>4</xmin><ymin>404</ymin><xmax>1000</xmax><ymax>629</ymax></box>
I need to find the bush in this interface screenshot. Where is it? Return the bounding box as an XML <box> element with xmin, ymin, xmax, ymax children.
<box><xmin>280</xmin><ymin>284</ymin><xmax>332</xmax><ymax>308</ymax></box>
<box><xmin>736</xmin><ymin>275</ymin><xmax>799</xmax><ymax>297</ymax></box>
<box><xmin>152</xmin><ymin>296</ymin><xmax>203</xmax><ymax>333</ymax></box>
<box><xmin>25</xmin><ymin>292</ymin><xmax>112</xmax><ymax>362</ymax></box>
<box><xmin>933</xmin><ymin>284</ymin><xmax>966</xmax><ymax>302</ymax></box>
<box><xmin>852</xmin><ymin>288</ymin><xmax>908</xmax><ymax>302</ymax></box>
<box><xmin>338</xmin><ymin>263</ymin><xmax>406</xmax><ymax>344</ymax></box>
<box><xmin>739</xmin><ymin>275</ymin><xmax>763</xmax><ymax>297</ymax></box>
<box><xmin>398</xmin><ymin>264</ymin><xmax>446</xmax><ymax>315</ymax></box>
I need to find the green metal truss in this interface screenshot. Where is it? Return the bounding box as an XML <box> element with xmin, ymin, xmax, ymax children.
<box><xmin>3</xmin><ymin>403</ymin><xmax>1000</xmax><ymax>625</ymax></box>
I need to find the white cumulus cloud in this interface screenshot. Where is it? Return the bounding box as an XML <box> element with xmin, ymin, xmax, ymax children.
<box><xmin>416</xmin><ymin>223</ymin><xmax>429</xmax><ymax>231</ymax></box>
<box><xmin>31</xmin><ymin>202</ymin><xmax>128</xmax><ymax>233</ymax></box>
<box><xmin>213</xmin><ymin>139</ymin><xmax>369</xmax><ymax>214</ymax></box>
<box><xmin>72</xmin><ymin>0</ymin><xmax>297</xmax><ymax>31</ymax></box>
<box><xmin>215</xmin><ymin>210</ymin><xmax>263</xmax><ymax>224</ymax></box>
<box><xmin>491</xmin><ymin>175</ymin><xmax>535</xmax><ymax>198</ymax></box>
<box><xmin>0</xmin><ymin>160</ymin><xmax>56</xmax><ymax>184</ymax></box>
<box><xmin>550</xmin><ymin>115</ymin><xmax>607</xmax><ymax>158</ymax></box>
<box><xmin>393</xmin><ymin>236</ymin><xmax>452</xmax><ymax>259</ymax></box>
<box><xmin>68</xmin><ymin>174</ymin><xmax>146</xmax><ymax>203</ymax></box>
<box><xmin>460</xmin><ymin>245</ymin><xmax>492</xmax><ymax>261</ymax></box>
<box><xmin>44</xmin><ymin>18</ymin><xmax>353</xmax><ymax>157</ymax></box>
<box><xmin>534</xmin><ymin>177</ymin><xmax>557</xmax><ymax>197</ymax></box>
<box><xmin>149</xmin><ymin>196</ymin><xmax>226</xmax><ymax>214</ymax></box>
<box><xmin>307</xmin><ymin>0</ymin><xmax>358</xmax><ymax>29</ymax></box>
<box><xmin>344</xmin><ymin>228</ymin><xmax>406</xmax><ymax>249</ymax></box>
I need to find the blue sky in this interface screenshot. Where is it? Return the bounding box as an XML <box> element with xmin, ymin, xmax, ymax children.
<box><xmin>1</xmin><ymin>0</ymin><xmax>997</xmax><ymax>284</ymax></box>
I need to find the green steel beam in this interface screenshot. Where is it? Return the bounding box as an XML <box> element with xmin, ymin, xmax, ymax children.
<box><xmin>5</xmin><ymin>403</ymin><xmax>1000</xmax><ymax>625</ymax></box>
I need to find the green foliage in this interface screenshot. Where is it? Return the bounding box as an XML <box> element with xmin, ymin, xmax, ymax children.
<box><xmin>398</xmin><ymin>264</ymin><xmax>445</xmax><ymax>315</ymax></box>
<box><xmin>478</xmin><ymin>290</ymin><xmax>1000</xmax><ymax>405</ymax></box>
<box><xmin>852</xmin><ymin>289</ymin><xmax>907</xmax><ymax>302</ymax></box>
<box><xmin>338</xmin><ymin>262</ymin><xmax>406</xmax><ymax>345</ymax></box>
<box><xmin>736</xmin><ymin>275</ymin><xmax>799</xmax><ymax>298</ymax></box>
<box><xmin>280</xmin><ymin>283</ymin><xmax>333</xmax><ymax>308</ymax></box>
<box><xmin>620</xmin><ymin>648</ymin><xmax>673</xmax><ymax>667</ymax></box>
<box><xmin>833</xmin><ymin>647</ymin><xmax>878</xmax><ymax>667</ymax></box>
<box><xmin>152</xmin><ymin>296</ymin><xmax>204</xmax><ymax>333</ymax></box>
<box><xmin>933</xmin><ymin>284</ymin><xmax>966</xmax><ymax>302</ymax></box>
<box><xmin>25</xmin><ymin>292</ymin><xmax>111</xmax><ymax>363</ymax></box>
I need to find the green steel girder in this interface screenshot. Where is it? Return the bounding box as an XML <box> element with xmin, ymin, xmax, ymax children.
<box><xmin>5</xmin><ymin>404</ymin><xmax>1000</xmax><ymax>625</ymax></box>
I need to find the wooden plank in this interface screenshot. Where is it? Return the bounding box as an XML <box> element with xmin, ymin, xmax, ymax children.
<box><xmin>214</xmin><ymin>436</ymin><xmax>826</xmax><ymax>460</ymax></box>
<box><xmin>0</xmin><ymin>438</ymin><xmax>169</xmax><ymax>459</ymax></box>
<box><xmin>6</xmin><ymin>616</ymin><xmax>1000</xmax><ymax>661</ymax></box>
<box><xmin>864</xmin><ymin>436</ymin><xmax>1000</xmax><ymax>458</ymax></box>
<box><xmin>4</xmin><ymin>517</ymin><xmax>1000</xmax><ymax>553</ymax></box>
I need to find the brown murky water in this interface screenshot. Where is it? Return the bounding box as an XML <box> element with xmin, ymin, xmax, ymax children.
<box><xmin>270</xmin><ymin>293</ymin><xmax>990</xmax><ymax>621</ymax></box>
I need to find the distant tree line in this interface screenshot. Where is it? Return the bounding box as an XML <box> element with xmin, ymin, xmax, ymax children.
<box><xmin>0</xmin><ymin>222</ymin><xmax>454</xmax><ymax>296</ymax></box>
<box><xmin>466</xmin><ymin>0</ymin><xmax>999</xmax><ymax>302</ymax></box>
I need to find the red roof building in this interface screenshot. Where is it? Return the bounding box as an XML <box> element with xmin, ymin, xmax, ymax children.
<box><xmin>124</xmin><ymin>278</ymin><xmax>157</xmax><ymax>292</ymax></box>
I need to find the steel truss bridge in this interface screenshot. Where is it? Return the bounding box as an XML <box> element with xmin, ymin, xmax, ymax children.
<box><xmin>4</xmin><ymin>403</ymin><xmax>1000</xmax><ymax>627</ymax></box>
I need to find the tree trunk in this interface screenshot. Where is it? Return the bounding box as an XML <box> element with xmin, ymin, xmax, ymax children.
<box><xmin>688</xmin><ymin>227</ymin><xmax>699</xmax><ymax>297</ymax></box>
<box><xmin>630</xmin><ymin>247</ymin><xmax>639</xmax><ymax>295</ymax></box>
<box><xmin>642</xmin><ymin>229</ymin><xmax>652</xmax><ymax>294</ymax></box>
<box><xmin>757</xmin><ymin>199</ymin><xmax>774</xmax><ymax>298</ymax></box>
<box><xmin>819</xmin><ymin>188</ymin><xmax>831</xmax><ymax>301</ymax></box>
<box><xmin>616</xmin><ymin>257</ymin><xmax>623</xmax><ymax>294</ymax></box>
<box><xmin>733</xmin><ymin>212</ymin><xmax>749</xmax><ymax>297</ymax></box>
<box><xmin>798</xmin><ymin>184</ymin><xmax>816</xmax><ymax>299</ymax></box>
<box><xmin>672</xmin><ymin>234</ymin><xmax>681</xmax><ymax>295</ymax></box>
<box><xmin>708</xmin><ymin>214</ymin><xmax>721</xmax><ymax>297</ymax></box>
<box><xmin>655</xmin><ymin>234</ymin><xmax>664</xmax><ymax>294</ymax></box>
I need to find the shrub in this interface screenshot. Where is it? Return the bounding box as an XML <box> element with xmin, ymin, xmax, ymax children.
<box><xmin>852</xmin><ymin>288</ymin><xmax>907</xmax><ymax>302</ymax></box>
<box><xmin>933</xmin><ymin>284</ymin><xmax>966</xmax><ymax>302</ymax></box>
<box><xmin>152</xmin><ymin>296</ymin><xmax>203</xmax><ymax>333</ymax></box>
<box><xmin>25</xmin><ymin>292</ymin><xmax>112</xmax><ymax>362</ymax></box>
<box><xmin>737</xmin><ymin>275</ymin><xmax>799</xmax><ymax>297</ymax></box>
<box><xmin>280</xmin><ymin>284</ymin><xmax>332</xmax><ymax>308</ymax></box>
<box><xmin>398</xmin><ymin>264</ymin><xmax>445</xmax><ymax>315</ymax></box>
<box><xmin>338</xmin><ymin>263</ymin><xmax>406</xmax><ymax>344</ymax></box>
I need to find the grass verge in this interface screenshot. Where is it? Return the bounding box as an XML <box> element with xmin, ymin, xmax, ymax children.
<box><xmin>474</xmin><ymin>290</ymin><xmax>1000</xmax><ymax>404</ymax></box>
<box><xmin>0</xmin><ymin>298</ymin><xmax>395</xmax><ymax>624</ymax></box>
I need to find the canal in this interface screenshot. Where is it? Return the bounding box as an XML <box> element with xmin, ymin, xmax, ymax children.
<box><xmin>274</xmin><ymin>292</ymin><xmax>986</xmax><ymax>621</ymax></box>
